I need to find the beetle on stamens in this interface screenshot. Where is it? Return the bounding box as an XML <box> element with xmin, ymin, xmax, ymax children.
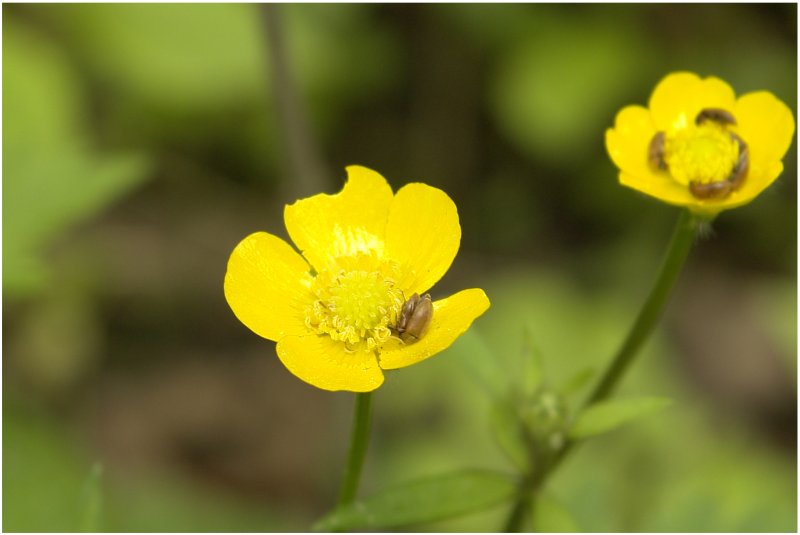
<box><xmin>393</xmin><ymin>293</ymin><xmax>433</xmax><ymax>343</ymax></box>
<box><xmin>648</xmin><ymin>131</ymin><xmax>667</xmax><ymax>170</ymax></box>
<box><xmin>695</xmin><ymin>107</ymin><xmax>737</xmax><ymax>126</ymax></box>
<box><xmin>688</xmin><ymin>132</ymin><xmax>749</xmax><ymax>200</ymax></box>
<box><xmin>689</xmin><ymin>180</ymin><xmax>733</xmax><ymax>199</ymax></box>
<box><xmin>727</xmin><ymin>132</ymin><xmax>749</xmax><ymax>190</ymax></box>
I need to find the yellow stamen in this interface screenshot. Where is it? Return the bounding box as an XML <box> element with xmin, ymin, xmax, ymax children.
<box><xmin>663</xmin><ymin>122</ymin><xmax>740</xmax><ymax>186</ymax></box>
<box><xmin>306</xmin><ymin>256</ymin><xmax>404</xmax><ymax>351</ymax></box>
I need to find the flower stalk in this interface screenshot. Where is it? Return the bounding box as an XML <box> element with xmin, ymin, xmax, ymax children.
<box><xmin>504</xmin><ymin>209</ymin><xmax>700</xmax><ymax>532</ymax></box>
<box><xmin>585</xmin><ymin>208</ymin><xmax>699</xmax><ymax>405</ymax></box>
<box><xmin>337</xmin><ymin>392</ymin><xmax>374</xmax><ymax>508</ymax></box>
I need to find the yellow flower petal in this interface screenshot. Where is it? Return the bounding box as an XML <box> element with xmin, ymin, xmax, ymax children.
<box><xmin>378</xmin><ymin>288</ymin><xmax>490</xmax><ymax>370</ymax></box>
<box><xmin>708</xmin><ymin>161</ymin><xmax>785</xmax><ymax>214</ymax></box>
<box><xmin>678</xmin><ymin>91</ymin><xmax>794</xmax><ymax>216</ymax></box>
<box><xmin>277</xmin><ymin>334</ymin><xmax>384</xmax><ymax>392</ymax></box>
<box><xmin>284</xmin><ymin>165</ymin><xmax>394</xmax><ymax>271</ymax></box>
<box><xmin>384</xmin><ymin>182</ymin><xmax>461</xmax><ymax>295</ymax></box>
<box><xmin>606</xmin><ymin>107</ymin><xmax>698</xmax><ymax>208</ymax></box>
<box><xmin>735</xmin><ymin>91</ymin><xmax>795</xmax><ymax>172</ymax></box>
<box><xmin>224</xmin><ymin>232</ymin><xmax>312</xmax><ymax>341</ymax></box>
<box><xmin>649</xmin><ymin>72</ymin><xmax>736</xmax><ymax>131</ymax></box>
<box><xmin>618</xmin><ymin>171</ymin><xmax>694</xmax><ymax>206</ymax></box>
<box><xmin>605</xmin><ymin>105</ymin><xmax>657</xmax><ymax>179</ymax></box>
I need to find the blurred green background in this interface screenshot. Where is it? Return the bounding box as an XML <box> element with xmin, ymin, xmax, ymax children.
<box><xmin>3</xmin><ymin>3</ymin><xmax>796</xmax><ymax>532</ymax></box>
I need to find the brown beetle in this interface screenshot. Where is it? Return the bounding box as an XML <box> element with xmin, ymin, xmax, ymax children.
<box><xmin>695</xmin><ymin>108</ymin><xmax>737</xmax><ymax>126</ymax></box>
<box><xmin>727</xmin><ymin>132</ymin><xmax>749</xmax><ymax>190</ymax></box>
<box><xmin>688</xmin><ymin>132</ymin><xmax>749</xmax><ymax>200</ymax></box>
<box><xmin>394</xmin><ymin>293</ymin><xmax>433</xmax><ymax>343</ymax></box>
<box><xmin>689</xmin><ymin>180</ymin><xmax>733</xmax><ymax>199</ymax></box>
<box><xmin>648</xmin><ymin>131</ymin><xmax>667</xmax><ymax>170</ymax></box>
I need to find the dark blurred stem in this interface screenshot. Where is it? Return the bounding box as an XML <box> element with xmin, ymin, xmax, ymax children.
<box><xmin>337</xmin><ymin>392</ymin><xmax>373</xmax><ymax>508</ymax></box>
<box><xmin>261</xmin><ymin>4</ymin><xmax>328</xmax><ymax>198</ymax></box>
<box><xmin>502</xmin><ymin>479</ymin><xmax>534</xmax><ymax>532</ymax></box>
<box><xmin>503</xmin><ymin>209</ymin><xmax>700</xmax><ymax>532</ymax></box>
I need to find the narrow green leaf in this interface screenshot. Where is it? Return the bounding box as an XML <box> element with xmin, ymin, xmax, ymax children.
<box><xmin>81</xmin><ymin>462</ymin><xmax>103</xmax><ymax>532</ymax></box>
<box><xmin>314</xmin><ymin>470</ymin><xmax>517</xmax><ymax>531</ymax></box>
<box><xmin>557</xmin><ymin>367</ymin><xmax>596</xmax><ymax>398</ymax></box>
<box><xmin>455</xmin><ymin>329</ymin><xmax>509</xmax><ymax>400</ymax></box>
<box><xmin>520</xmin><ymin>328</ymin><xmax>545</xmax><ymax>396</ymax></box>
<box><xmin>569</xmin><ymin>397</ymin><xmax>672</xmax><ymax>440</ymax></box>
<box><xmin>489</xmin><ymin>402</ymin><xmax>531</xmax><ymax>472</ymax></box>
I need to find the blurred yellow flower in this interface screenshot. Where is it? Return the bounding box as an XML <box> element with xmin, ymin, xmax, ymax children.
<box><xmin>224</xmin><ymin>166</ymin><xmax>490</xmax><ymax>392</ymax></box>
<box><xmin>606</xmin><ymin>72</ymin><xmax>795</xmax><ymax>217</ymax></box>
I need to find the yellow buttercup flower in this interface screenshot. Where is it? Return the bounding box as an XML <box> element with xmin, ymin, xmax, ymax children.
<box><xmin>224</xmin><ymin>166</ymin><xmax>491</xmax><ymax>392</ymax></box>
<box><xmin>606</xmin><ymin>71</ymin><xmax>795</xmax><ymax>217</ymax></box>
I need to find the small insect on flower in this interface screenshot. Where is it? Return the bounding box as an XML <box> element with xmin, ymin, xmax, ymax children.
<box><xmin>394</xmin><ymin>293</ymin><xmax>433</xmax><ymax>343</ymax></box>
<box><xmin>695</xmin><ymin>107</ymin><xmax>737</xmax><ymax>126</ymax></box>
<box><xmin>648</xmin><ymin>131</ymin><xmax>667</xmax><ymax>170</ymax></box>
<box><xmin>606</xmin><ymin>71</ymin><xmax>795</xmax><ymax>217</ymax></box>
<box><xmin>687</xmin><ymin>108</ymin><xmax>749</xmax><ymax>200</ymax></box>
<box><xmin>223</xmin><ymin>166</ymin><xmax>490</xmax><ymax>392</ymax></box>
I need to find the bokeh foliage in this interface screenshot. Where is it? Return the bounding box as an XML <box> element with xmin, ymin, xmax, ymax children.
<box><xmin>3</xmin><ymin>3</ymin><xmax>796</xmax><ymax>532</ymax></box>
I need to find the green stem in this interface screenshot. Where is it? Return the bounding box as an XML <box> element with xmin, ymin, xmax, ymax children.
<box><xmin>81</xmin><ymin>462</ymin><xmax>104</xmax><ymax>532</ymax></box>
<box><xmin>585</xmin><ymin>208</ymin><xmax>699</xmax><ymax>405</ymax></box>
<box><xmin>503</xmin><ymin>490</ymin><xmax>531</xmax><ymax>532</ymax></box>
<box><xmin>503</xmin><ymin>209</ymin><xmax>700</xmax><ymax>532</ymax></box>
<box><xmin>337</xmin><ymin>392</ymin><xmax>374</xmax><ymax>508</ymax></box>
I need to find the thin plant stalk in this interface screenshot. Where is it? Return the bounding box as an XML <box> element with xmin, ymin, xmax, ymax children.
<box><xmin>583</xmin><ymin>209</ymin><xmax>699</xmax><ymax>405</ymax></box>
<box><xmin>81</xmin><ymin>462</ymin><xmax>104</xmax><ymax>532</ymax></box>
<box><xmin>261</xmin><ymin>3</ymin><xmax>328</xmax><ymax>198</ymax></box>
<box><xmin>504</xmin><ymin>209</ymin><xmax>700</xmax><ymax>532</ymax></box>
<box><xmin>337</xmin><ymin>392</ymin><xmax>374</xmax><ymax>508</ymax></box>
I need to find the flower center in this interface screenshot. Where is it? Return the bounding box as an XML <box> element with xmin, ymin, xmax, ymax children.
<box><xmin>305</xmin><ymin>257</ymin><xmax>404</xmax><ymax>351</ymax></box>
<box><xmin>663</xmin><ymin>123</ymin><xmax>740</xmax><ymax>186</ymax></box>
<box><xmin>649</xmin><ymin>108</ymin><xmax>750</xmax><ymax>200</ymax></box>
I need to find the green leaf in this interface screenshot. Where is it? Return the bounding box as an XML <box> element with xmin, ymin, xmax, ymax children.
<box><xmin>3</xmin><ymin>21</ymin><xmax>83</xmax><ymax>152</ymax></box>
<box><xmin>528</xmin><ymin>492</ymin><xmax>580</xmax><ymax>532</ymax></box>
<box><xmin>3</xmin><ymin>21</ymin><xmax>152</xmax><ymax>298</ymax></box>
<box><xmin>4</xmin><ymin>147</ymin><xmax>151</xmax><ymax>297</ymax></box>
<box><xmin>558</xmin><ymin>367</ymin><xmax>596</xmax><ymax>398</ymax></box>
<box><xmin>3</xmin><ymin>408</ymin><xmax>293</xmax><ymax>531</ymax></box>
<box><xmin>314</xmin><ymin>470</ymin><xmax>517</xmax><ymax>531</ymax></box>
<box><xmin>489</xmin><ymin>402</ymin><xmax>530</xmax><ymax>472</ymax></box>
<box><xmin>520</xmin><ymin>328</ymin><xmax>545</xmax><ymax>396</ymax></box>
<box><xmin>569</xmin><ymin>397</ymin><xmax>672</xmax><ymax>441</ymax></box>
<box><xmin>81</xmin><ymin>462</ymin><xmax>104</xmax><ymax>532</ymax></box>
<box><xmin>47</xmin><ymin>4</ymin><xmax>268</xmax><ymax>111</ymax></box>
<box><xmin>454</xmin><ymin>329</ymin><xmax>509</xmax><ymax>400</ymax></box>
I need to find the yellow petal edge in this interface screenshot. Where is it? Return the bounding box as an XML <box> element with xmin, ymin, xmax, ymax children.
<box><xmin>224</xmin><ymin>232</ymin><xmax>312</xmax><ymax>341</ymax></box>
<box><xmin>277</xmin><ymin>334</ymin><xmax>384</xmax><ymax>392</ymax></box>
<box><xmin>385</xmin><ymin>182</ymin><xmax>461</xmax><ymax>295</ymax></box>
<box><xmin>378</xmin><ymin>288</ymin><xmax>491</xmax><ymax>370</ymax></box>
<box><xmin>284</xmin><ymin>165</ymin><xmax>394</xmax><ymax>271</ymax></box>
